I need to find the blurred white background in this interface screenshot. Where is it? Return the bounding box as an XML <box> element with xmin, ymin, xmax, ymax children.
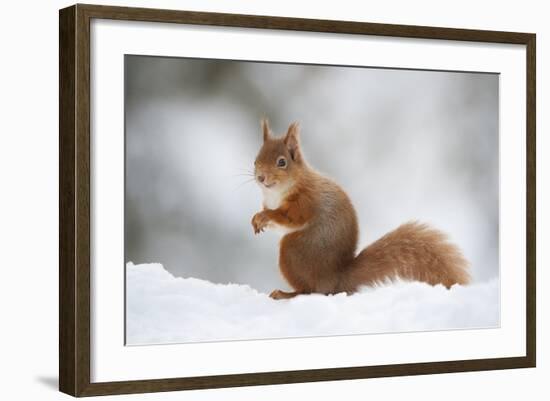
<box><xmin>125</xmin><ymin>56</ymin><xmax>499</xmax><ymax>292</ymax></box>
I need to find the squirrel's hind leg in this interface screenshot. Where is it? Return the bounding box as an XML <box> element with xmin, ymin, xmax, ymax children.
<box><xmin>269</xmin><ymin>289</ymin><xmax>304</xmax><ymax>300</ymax></box>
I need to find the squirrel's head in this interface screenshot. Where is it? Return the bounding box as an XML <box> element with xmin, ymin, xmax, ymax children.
<box><xmin>254</xmin><ymin>119</ymin><xmax>303</xmax><ymax>191</ymax></box>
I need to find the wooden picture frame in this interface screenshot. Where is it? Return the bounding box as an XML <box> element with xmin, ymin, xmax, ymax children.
<box><xmin>59</xmin><ymin>3</ymin><xmax>536</xmax><ymax>397</ymax></box>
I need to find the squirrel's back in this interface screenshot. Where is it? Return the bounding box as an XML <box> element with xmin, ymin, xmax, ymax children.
<box><xmin>303</xmin><ymin>171</ymin><xmax>358</xmax><ymax>248</ymax></box>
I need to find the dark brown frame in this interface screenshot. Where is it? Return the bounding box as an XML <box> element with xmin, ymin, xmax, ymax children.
<box><xmin>59</xmin><ymin>3</ymin><xmax>536</xmax><ymax>397</ymax></box>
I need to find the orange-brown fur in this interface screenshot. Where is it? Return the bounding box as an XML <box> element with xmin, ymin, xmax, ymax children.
<box><xmin>252</xmin><ymin>120</ymin><xmax>470</xmax><ymax>300</ymax></box>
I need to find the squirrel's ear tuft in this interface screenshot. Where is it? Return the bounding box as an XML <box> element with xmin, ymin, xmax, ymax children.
<box><xmin>261</xmin><ymin>118</ymin><xmax>271</xmax><ymax>143</ymax></box>
<box><xmin>284</xmin><ymin>122</ymin><xmax>301</xmax><ymax>161</ymax></box>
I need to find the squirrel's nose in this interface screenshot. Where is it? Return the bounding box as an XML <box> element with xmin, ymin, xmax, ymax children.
<box><xmin>258</xmin><ymin>175</ymin><xmax>265</xmax><ymax>183</ymax></box>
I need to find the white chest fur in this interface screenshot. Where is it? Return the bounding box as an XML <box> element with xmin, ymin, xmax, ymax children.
<box><xmin>262</xmin><ymin>187</ymin><xmax>284</xmax><ymax>210</ymax></box>
<box><xmin>261</xmin><ymin>185</ymin><xmax>303</xmax><ymax>235</ymax></box>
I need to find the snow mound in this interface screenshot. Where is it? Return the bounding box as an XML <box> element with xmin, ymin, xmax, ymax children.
<box><xmin>126</xmin><ymin>262</ymin><xmax>499</xmax><ymax>345</ymax></box>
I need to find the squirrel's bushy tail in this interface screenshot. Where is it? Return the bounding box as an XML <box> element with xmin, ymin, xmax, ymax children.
<box><xmin>338</xmin><ymin>221</ymin><xmax>470</xmax><ymax>293</ymax></box>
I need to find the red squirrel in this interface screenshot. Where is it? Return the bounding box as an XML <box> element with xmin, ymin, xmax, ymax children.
<box><xmin>251</xmin><ymin>119</ymin><xmax>470</xmax><ymax>300</ymax></box>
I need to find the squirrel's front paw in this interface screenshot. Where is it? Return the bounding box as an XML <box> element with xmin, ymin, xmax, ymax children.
<box><xmin>251</xmin><ymin>211</ymin><xmax>270</xmax><ymax>234</ymax></box>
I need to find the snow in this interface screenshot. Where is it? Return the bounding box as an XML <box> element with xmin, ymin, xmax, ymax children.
<box><xmin>126</xmin><ymin>262</ymin><xmax>500</xmax><ymax>345</ymax></box>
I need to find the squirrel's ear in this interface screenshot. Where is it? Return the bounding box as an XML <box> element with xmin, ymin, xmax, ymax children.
<box><xmin>261</xmin><ymin>118</ymin><xmax>271</xmax><ymax>143</ymax></box>
<box><xmin>284</xmin><ymin>122</ymin><xmax>301</xmax><ymax>161</ymax></box>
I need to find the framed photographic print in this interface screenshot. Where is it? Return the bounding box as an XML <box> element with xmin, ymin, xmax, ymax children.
<box><xmin>59</xmin><ymin>4</ymin><xmax>536</xmax><ymax>397</ymax></box>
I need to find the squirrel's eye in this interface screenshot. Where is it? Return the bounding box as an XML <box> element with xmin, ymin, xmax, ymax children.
<box><xmin>277</xmin><ymin>157</ymin><xmax>287</xmax><ymax>168</ymax></box>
